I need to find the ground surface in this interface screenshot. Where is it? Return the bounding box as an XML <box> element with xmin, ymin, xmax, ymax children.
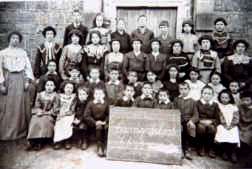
<box><xmin>0</xmin><ymin>139</ymin><xmax>242</xmax><ymax>169</ymax></box>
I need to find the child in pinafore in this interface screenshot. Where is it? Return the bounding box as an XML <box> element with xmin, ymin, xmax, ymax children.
<box><xmin>115</xmin><ymin>85</ymin><xmax>135</xmax><ymax>107</ymax></box>
<box><xmin>155</xmin><ymin>89</ymin><xmax>173</xmax><ymax>109</ymax></box>
<box><xmin>174</xmin><ymin>82</ymin><xmax>198</xmax><ymax>160</ymax></box>
<box><xmin>27</xmin><ymin>78</ymin><xmax>59</xmax><ymax>150</ymax></box>
<box><xmin>84</xmin><ymin>88</ymin><xmax>109</xmax><ymax>157</ymax></box>
<box><xmin>53</xmin><ymin>81</ymin><xmax>76</xmax><ymax>150</ymax></box>
<box><xmin>134</xmin><ymin>82</ymin><xmax>157</xmax><ymax>108</ymax></box>
<box><xmin>196</xmin><ymin>85</ymin><xmax>220</xmax><ymax>158</ymax></box>
<box><xmin>105</xmin><ymin>68</ymin><xmax>124</xmax><ymax>105</ymax></box>
<box><xmin>192</xmin><ymin>35</ymin><xmax>221</xmax><ymax>83</ymax></box>
<box><xmin>215</xmin><ymin>90</ymin><xmax>239</xmax><ymax>163</ymax></box>
<box><xmin>72</xmin><ymin>85</ymin><xmax>90</xmax><ymax>150</ymax></box>
<box><xmin>185</xmin><ymin>67</ymin><xmax>205</xmax><ymax>101</ymax></box>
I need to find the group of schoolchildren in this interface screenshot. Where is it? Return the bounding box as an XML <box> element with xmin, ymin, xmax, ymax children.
<box><xmin>25</xmin><ymin>9</ymin><xmax>252</xmax><ymax>164</ymax></box>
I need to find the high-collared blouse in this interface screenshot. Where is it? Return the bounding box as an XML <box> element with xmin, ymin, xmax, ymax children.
<box><xmin>0</xmin><ymin>47</ymin><xmax>34</xmax><ymax>84</ymax></box>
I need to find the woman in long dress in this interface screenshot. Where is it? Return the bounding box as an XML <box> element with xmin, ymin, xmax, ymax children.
<box><xmin>0</xmin><ymin>31</ymin><xmax>35</xmax><ymax>140</ymax></box>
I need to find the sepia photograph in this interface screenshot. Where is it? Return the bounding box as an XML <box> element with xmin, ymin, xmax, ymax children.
<box><xmin>0</xmin><ymin>0</ymin><xmax>252</xmax><ymax>168</ymax></box>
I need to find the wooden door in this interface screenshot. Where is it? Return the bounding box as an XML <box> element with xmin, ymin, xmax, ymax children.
<box><xmin>117</xmin><ymin>7</ymin><xmax>177</xmax><ymax>38</ymax></box>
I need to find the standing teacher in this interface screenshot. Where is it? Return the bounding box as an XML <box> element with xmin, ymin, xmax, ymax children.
<box><xmin>0</xmin><ymin>31</ymin><xmax>34</xmax><ymax>140</ymax></box>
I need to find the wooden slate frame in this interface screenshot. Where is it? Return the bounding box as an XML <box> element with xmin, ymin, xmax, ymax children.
<box><xmin>106</xmin><ymin>107</ymin><xmax>182</xmax><ymax>165</ymax></box>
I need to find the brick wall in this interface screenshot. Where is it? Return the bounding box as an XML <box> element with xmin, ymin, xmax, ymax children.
<box><xmin>0</xmin><ymin>0</ymin><xmax>101</xmax><ymax>66</ymax></box>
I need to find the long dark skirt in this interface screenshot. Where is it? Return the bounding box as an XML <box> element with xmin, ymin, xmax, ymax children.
<box><xmin>0</xmin><ymin>71</ymin><xmax>31</xmax><ymax>140</ymax></box>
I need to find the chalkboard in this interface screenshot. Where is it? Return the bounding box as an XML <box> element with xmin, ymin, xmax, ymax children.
<box><xmin>106</xmin><ymin>107</ymin><xmax>182</xmax><ymax>165</ymax></box>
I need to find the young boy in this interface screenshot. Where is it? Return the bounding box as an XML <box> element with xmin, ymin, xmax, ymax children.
<box><xmin>131</xmin><ymin>15</ymin><xmax>154</xmax><ymax>53</ymax></box>
<box><xmin>126</xmin><ymin>71</ymin><xmax>142</xmax><ymax>97</ymax></box>
<box><xmin>37</xmin><ymin>60</ymin><xmax>61</xmax><ymax>92</ymax></box>
<box><xmin>134</xmin><ymin>82</ymin><xmax>157</xmax><ymax>108</ymax></box>
<box><xmin>196</xmin><ymin>85</ymin><xmax>220</xmax><ymax>158</ymax></box>
<box><xmin>84</xmin><ymin>68</ymin><xmax>105</xmax><ymax>94</ymax></box>
<box><xmin>157</xmin><ymin>20</ymin><xmax>172</xmax><ymax>54</ymax></box>
<box><xmin>146</xmin><ymin>71</ymin><xmax>163</xmax><ymax>95</ymax></box>
<box><xmin>115</xmin><ymin>85</ymin><xmax>135</xmax><ymax>107</ymax></box>
<box><xmin>173</xmin><ymin>82</ymin><xmax>198</xmax><ymax>160</ymax></box>
<box><xmin>229</xmin><ymin>81</ymin><xmax>240</xmax><ymax>105</ymax></box>
<box><xmin>68</xmin><ymin>68</ymin><xmax>84</xmax><ymax>86</ymax></box>
<box><xmin>84</xmin><ymin>88</ymin><xmax>109</xmax><ymax>157</ymax></box>
<box><xmin>105</xmin><ymin>68</ymin><xmax>124</xmax><ymax>105</ymax></box>
<box><xmin>155</xmin><ymin>89</ymin><xmax>173</xmax><ymax>109</ymax></box>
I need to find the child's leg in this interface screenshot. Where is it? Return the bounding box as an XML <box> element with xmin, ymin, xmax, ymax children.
<box><xmin>96</xmin><ymin>124</ymin><xmax>105</xmax><ymax>157</ymax></box>
<box><xmin>64</xmin><ymin>138</ymin><xmax>72</xmax><ymax>150</ymax></box>
<box><xmin>229</xmin><ymin>143</ymin><xmax>238</xmax><ymax>163</ymax></box>
<box><xmin>196</xmin><ymin>123</ymin><xmax>207</xmax><ymax>156</ymax></box>
<box><xmin>206</xmin><ymin>124</ymin><xmax>217</xmax><ymax>158</ymax></box>
<box><xmin>182</xmin><ymin>123</ymin><xmax>193</xmax><ymax>160</ymax></box>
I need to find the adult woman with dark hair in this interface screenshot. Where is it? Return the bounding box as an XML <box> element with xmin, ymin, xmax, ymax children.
<box><xmin>222</xmin><ymin>39</ymin><xmax>252</xmax><ymax>88</ymax></box>
<box><xmin>34</xmin><ymin>26</ymin><xmax>62</xmax><ymax>79</ymax></box>
<box><xmin>59</xmin><ymin>29</ymin><xmax>83</xmax><ymax>80</ymax></box>
<box><xmin>166</xmin><ymin>39</ymin><xmax>191</xmax><ymax>81</ymax></box>
<box><xmin>0</xmin><ymin>31</ymin><xmax>35</xmax><ymax>140</ymax></box>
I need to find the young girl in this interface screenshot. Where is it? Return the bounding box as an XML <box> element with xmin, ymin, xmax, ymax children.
<box><xmin>59</xmin><ymin>29</ymin><xmax>83</xmax><ymax>80</ymax></box>
<box><xmin>196</xmin><ymin>85</ymin><xmax>220</xmax><ymax>158</ymax></box>
<box><xmin>26</xmin><ymin>78</ymin><xmax>58</xmax><ymax>150</ymax></box>
<box><xmin>134</xmin><ymin>82</ymin><xmax>157</xmax><ymax>108</ymax></box>
<box><xmin>84</xmin><ymin>88</ymin><xmax>109</xmax><ymax>157</ymax></box>
<box><xmin>104</xmin><ymin>39</ymin><xmax>124</xmax><ymax>79</ymax></box>
<box><xmin>163</xmin><ymin>65</ymin><xmax>180</xmax><ymax>101</ymax></box>
<box><xmin>155</xmin><ymin>89</ymin><xmax>173</xmax><ymax>109</ymax></box>
<box><xmin>166</xmin><ymin>40</ymin><xmax>191</xmax><ymax>81</ymax></box>
<box><xmin>53</xmin><ymin>81</ymin><xmax>76</xmax><ymax>150</ymax></box>
<box><xmin>192</xmin><ymin>35</ymin><xmax>221</xmax><ymax>83</ymax></box>
<box><xmin>185</xmin><ymin>67</ymin><xmax>205</xmax><ymax>101</ymax></box>
<box><xmin>115</xmin><ymin>85</ymin><xmax>135</xmax><ymax>107</ymax></box>
<box><xmin>208</xmin><ymin>72</ymin><xmax>226</xmax><ymax>102</ymax></box>
<box><xmin>215</xmin><ymin>90</ymin><xmax>239</xmax><ymax>163</ymax></box>
<box><xmin>72</xmin><ymin>85</ymin><xmax>90</xmax><ymax>150</ymax></box>
<box><xmin>146</xmin><ymin>71</ymin><xmax>164</xmax><ymax>95</ymax></box>
<box><xmin>82</xmin><ymin>30</ymin><xmax>108</xmax><ymax>79</ymax></box>
<box><xmin>178</xmin><ymin>20</ymin><xmax>198</xmax><ymax>61</ymax></box>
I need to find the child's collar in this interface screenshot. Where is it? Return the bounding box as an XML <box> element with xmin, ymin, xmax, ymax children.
<box><xmin>200</xmin><ymin>98</ymin><xmax>214</xmax><ymax>105</ymax></box>
<box><xmin>89</xmin><ymin>78</ymin><xmax>100</xmax><ymax>84</ymax></box>
<box><xmin>122</xmin><ymin>95</ymin><xmax>134</xmax><ymax>102</ymax></box>
<box><xmin>140</xmin><ymin>94</ymin><xmax>153</xmax><ymax>100</ymax></box>
<box><xmin>46</xmin><ymin>71</ymin><xmax>58</xmax><ymax>75</ymax></box>
<box><xmin>93</xmin><ymin>98</ymin><xmax>105</xmax><ymax>104</ymax></box>
<box><xmin>108</xmin><ymin>80</ymin><xmax>120</xmax><ymax>85</ymax></box>
<box><xmin>179</xmin><ymin>94</ymin><xmax>191</xmax><ymax>100</ymax></box>
<box><xmin>159</xmin><ymin>99</ymin><xmax>170</xmax><ymax>105</ymax></box>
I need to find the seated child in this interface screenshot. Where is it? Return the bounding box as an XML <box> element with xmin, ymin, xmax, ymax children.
<box><xmin>208</xmin><ymin>71</ymin><xmax>225</xmax><ymax>102</ymax></box>
<box><xmin>126</xmin><ymin>70</ymin><xmax>143</xmax><ymax>97</ymax></box>
<box><xmin>134</xmin><ymin>82</ymin><xmax>157</xmax><ymax>108</ymax></box>
<box><xmin>196</xmin><ymin>85</ymin><xmax>220</xmax><ymax>158</ymax></box>
<box><xmin>37</xmin><ymin>60</ymin><xmax>61</xmax><ymax>92</ymax></box>
<box><xmin>229</xmin><ymin>81</ymin><xmax>240</xmax><ymax>105</ymax></box>
<box><xmin>146</xmin><ymin>71</ymin><xmax>163</xmax><ymax>95</ymax></box>
<box><xmin>26</xmin><ymin>78</ymin><xmax>58</xmax><ymax>150</ymax></box>
<box><xmin>105</xmin><ymin>68</ymin><xmax>124</xmax><ymax>105</ymax></box>
<box><xmin>72</xmin><ymin>85</ymin><xmax>90</xmax><ymax>150</ymax></box>
<box><xmin>185</xmin><ymin>67</ymin><xmax>205</xmax><ymax>101</ymax></box>
<box><xmin>155</xmin><ymin>89</ymin><xmax>173</xmax><ymax>109</ymax></box>
<box><xmin>68</xmin><ymin>67</ymin><xmax>84</xmax><ymax>87</ymax></box>
<box><xmin>115</xmin><ymin>85</ymin><xmax>135</xmax><ymax>107</ymax></box>
<box><xmin>84</xmin><ymin>67</ymin><xmax>105</xmax><ymax>95</ymax></box>
<box><xmin>215</xmin><ymin>90</ymin><xmax>239</xmax><ymax>163</ymax></box>
<box><xmin>174</xmin><ymin>82</ymin><xmax>198</xmax><ymax>160</ymax></box>
<box><xmin>84</xmin><ymin>88</ymin><xmax>109</xmax><ymax>157</ymax></box>
<box><xmin>53</xmin><ymin>81</ymin><xmax>76</xmax><ymax>150</ymax></box>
